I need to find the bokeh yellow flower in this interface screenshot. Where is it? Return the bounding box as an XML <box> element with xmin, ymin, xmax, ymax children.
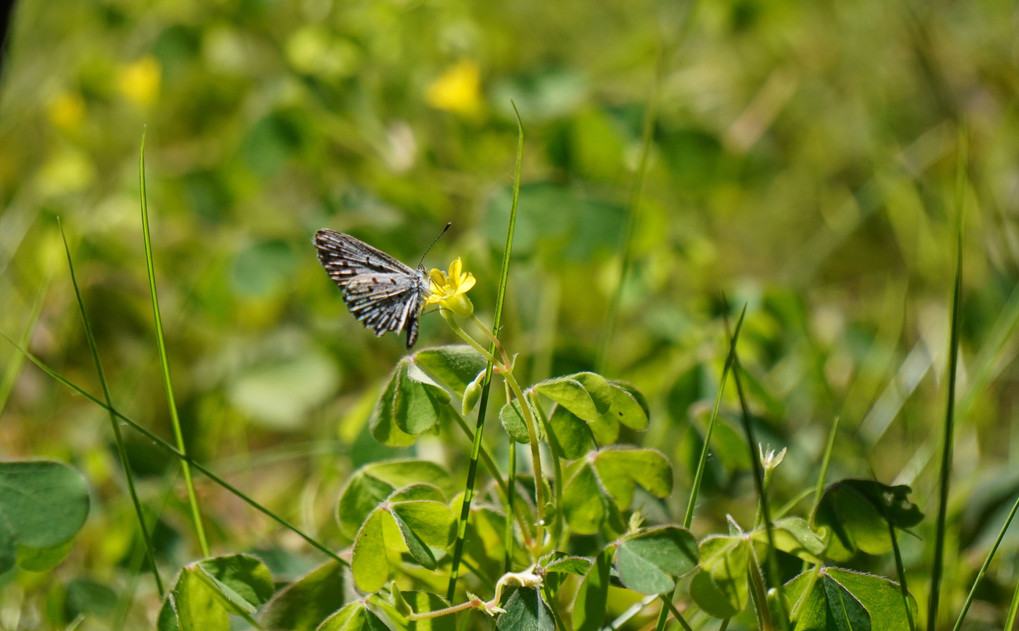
<box><xmin>426</xmin><ymin>257</ymin><xmax>476</xmax><ymax>317</ymax></box>
<box><xmin>47</xmin><ymin>91</ymin><xmax>86</xmax><ymax>132</ymax></box>
<box><xmin>425</xmin><ymin>60</ymin><xmax>482</xmax><ymax>116</ymax></box>
<box><xmin>116</xmin><ymin>56</ymin><xmax>161</xmax><ymax>106</ymax></box>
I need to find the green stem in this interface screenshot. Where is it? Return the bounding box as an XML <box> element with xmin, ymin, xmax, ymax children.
<box><xmin>138</xmin><ymin>134</ymin><xmax>209</xmax><ymax>557</ymax></box>
<box><xmin>888</xmin><ymin>519</ymin><xmax>916</xmax><ymax>631</ymax></box>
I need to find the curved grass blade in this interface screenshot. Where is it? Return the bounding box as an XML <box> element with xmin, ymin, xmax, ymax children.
<box><xmin>138</xmin><ymin>132</ymin><xmax>210</xmax><ymax>557</ymax></box>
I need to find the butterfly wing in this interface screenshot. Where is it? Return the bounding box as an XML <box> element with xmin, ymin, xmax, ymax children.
<box><xmin>314</xmin><ymin>230</ymin><xmax>429</xmax><ymax>347</ymax></box>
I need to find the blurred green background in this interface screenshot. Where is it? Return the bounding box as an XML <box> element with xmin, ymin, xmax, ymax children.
<box><xmin>1</xmin><ymin>0</ymin><xmax>1018</xmax><ymax>627</ymax></box>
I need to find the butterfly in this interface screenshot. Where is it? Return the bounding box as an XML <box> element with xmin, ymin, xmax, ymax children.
<box><xmin>314</xmin><ymin>230</ymin><xmax>431</xmax><ymax>347</ymax></box>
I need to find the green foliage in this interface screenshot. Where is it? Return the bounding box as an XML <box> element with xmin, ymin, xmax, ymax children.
<box><xmin>813</xmin><ymin>480</ymin><xmax>924</xmax><ymax>561</ymax></box>
<box><xmin>785</xmin><ymin>567</ymin><xmax>918</xmax><ymax>631</ymax></box>
<box><xmin>1</xmin><ymin>0</ymin><xmax>1015</xmax><ymax>626</ymax></box>
<box><xmin>158</xmin><ymin>555</ymin><xmax>275</xmax><ymax>630</ymax></box>
<box><xmin>0</xmin><ymin>461</ymin><xmax>90</xmax><ymax>573</ymax></box>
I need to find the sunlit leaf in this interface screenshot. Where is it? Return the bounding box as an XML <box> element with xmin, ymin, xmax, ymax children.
<box><xmin>159</xmin><ymin>554</ymin><xmax>274</xmax><ymax>630</ymax></box>
<box><xmin>413</xmin><ymin>345</ymin><xmax>488</xmax><ymax>397</ymax></box>
<box><xmin>785</xmin><ymin>566</ymin><xmax>916</xmax><ymax>631</ymax></box>
<box><xmin>337</xmin><ymin>460</ymin><xmax>454</xmax><ymax>538</ymax></box>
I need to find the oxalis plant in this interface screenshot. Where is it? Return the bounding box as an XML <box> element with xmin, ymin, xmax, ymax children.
<box><xmin>19</xmin><ymin>128</ymin><xmax>1009</xmax><ymax>631</ymax></box>
<box><xmin>147</xmin><ymin>116</ymin><xmax>927</xmax><ymax>630</ymax></box>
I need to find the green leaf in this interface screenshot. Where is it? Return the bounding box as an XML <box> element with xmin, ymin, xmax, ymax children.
<box><xmin>318</xmin><ymin>602</ymin><xmax>392</xmax><ymax>631</ymax></box>
<box><xmin>260</xmin><ymin>560</ymin><xmax>345</xmax><ymax>631</ymax></box>
<box><xmin>690</xmin><ymin>569</ymin><xmax>741</xmax><ymax>619</ymax></box>
<box><xmin>533</xmin><ymin>373</ymin><xmax>610</xmax><ymax>422</ymax></box>
<box><xmin>369</xmin><ymin>359</ymin><xmax>451</xmax><ymax>445</ymax></box>
<box><xmin>573</xmin><ymin>549</ymin><xmax>611</xmax><ymax>631</ymax></box>
<box><xmin>160</xmin><ymin>567</ymin><xmax>229</xmax><ymax>631</ymax></box>
<box><xmin>540</xmin><ymin>553</ymin><xmax>593</xmax><ymax>595</ymax></box>
<box><xmin>351</xmin><ymin>510</ymin><xmax>389</xmax><ymax>593</ymax></box>
<box><xmin>0</xmin><ymin>461</ymin><xmax>90</xmax><ymax>573</ymax></box>
<box><xmin>194</xmin><ymin>554</ymin><xmax>275</xmax><ymax>615</ymax></box>
<box><xmin>785</xmin><ymin>567</ymin><xmax>916</xmax><ymax>631</ymax></box>
<box><xmin>603</xmin><ymin>381</ymin><xmax>649</xmax><ymax>431</ymax></box>
<box><xmin>547</xmin><ymin>403</ymin><xmax>595</xmax><ymax>459</ymax></box>
<box><xmin>350</xmin><ymin>484</ymin><xmax>454</xmax><ymax>590</ymax></box>
<box><xmin>692</xmin><ymin>534</ymin><xmax>751</xmax><ymax>616</ymax></box>
<box><xmin>337</xmin><ymin>460</ymin><xmax>453</xmax><ymax>538</ymax></box>
<box><xmin>561</xmin><ymin>463</ymin><xmax>612</xmax><ymax>535</ymax></box>
<box><xmin>496</xmin><ymin>588</ymin><xmax>555</xmax><ymax>631</ymax></box>
<box><xmin>593</xmin><ymin>447</ymin><xmax>672</xmax><ymax>506</ymax></box>
<box><xmin>615</xmin><ymin>526</ymin><xmax>698</xmax><ymax>594</ymax></box>
<box><xmin>813</xmin><ymin>479</ymin><xmax>923</xmax><ymax>561</ymax></box>
<box><xmin>391</xmin><ymin>498</ymin><xmax>455</xmax><ymax>547</ymax></box>
<box><xmin>751</xmin><ymin>517</ymin><xmax>826</xmax><ymax>563</ymax></box>
<box><xmin>159</xmin><ymin>554</ymin><xmax>273</xmax><ymax>630</ymax></box>
<box><xmin>413</xmin><ymin>345</ymin><xmax>488</xmax><ymax>397</ymax></box>
<box><xmin>500</xmin><ymin>399</ymin><xmax>534</xmax><ymax>444</ymax></box>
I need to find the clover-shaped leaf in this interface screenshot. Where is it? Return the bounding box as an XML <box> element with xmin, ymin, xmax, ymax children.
<box><xmin>615</xmin><ymin>526</ymin><xmax>698</xmax><ymax>595</ymax></box>
<box><xmin>544</xmin><ymin>377</ymin><xmax>650</xmax><ymax>452</ymax></box>
<box><xmin>0</xmin><ymin>460</ymin><xmax>90</xmax><ymax>573</ymax></box>
<box><xmin>750</xmin><ymin>517</ymin><xmax>826</xmax><ymax>563</ymax></box>
<box><xmin>337</xmin><ymin>459</ymin><xmax>454</xmax><ymax>538</ymax></box>
<box><xmin>349</xmin><ymin>483</ymin><xmax>455</xmax><ymax>593</ymax></box>
<box><xmin>158</xmin><ymin>554</ymin><xmax>274</xmax><ymax>631</ymax></box>
<box><xmin>690</xmin><ymin>533</ymin><xmax>751</xmax><ymax>618</ymax></box>
<box><xmin>496</xmin><ymin>588</ymin><xmax>555</xmax><ymax>631</ymax></box>
<box><xmin>413</xmin><ymin>345</ymin><xmax>488</xmax><ymax>397</ymax></box>
<box><xmin>784</xmin><ymin>566</ymin><xmax>916</xmax><ymax>630</ymax></box>
<box><xmin>562</xmin><ymin>447</ymin><xmax>672</xmax><ymax>535</ymax></box>
<box><xmin>533</xmin><ymin>372</ymin><xmax>612</xmax><ymax>422</ymax></box>
<box><xmin>370</xmin><ymin>359</ymin><xmax>452</xmax><ymax>446</ymax></box>
<box><xmin>812</xmin><ymin>479</ymin><xmax>923</xmax><ymax>561</ymax></box>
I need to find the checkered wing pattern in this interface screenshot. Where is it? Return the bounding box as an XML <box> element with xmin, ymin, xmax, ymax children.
<box><xmin>314</xmin><ymin>230</ymin><xmax>429</xmax><ymax>347</ymax></box>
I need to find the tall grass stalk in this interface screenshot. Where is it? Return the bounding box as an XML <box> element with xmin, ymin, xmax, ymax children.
<box><xmin>446</xmin><ymin>103</ymin><xmax>524</xmax><ymax>600</ymax></box>
<box><xmin>655</xmin><ymin>305</ymin><xmax>745</xmax><ymax>631</ymax></box>
<box><xmin>2</xmin><ymin>336</ymin><xmax>344</xmax><ymax>565</ymax></box>
<box><xmin>138</xmin><ymin>134</ymin><xmax>210</xmax><ymax>557</ymax></box>
<box><xmin>60</xmin><ymin>222</ymin><xmax>163</xmax><ymax>595</ymax></box>
<box><xmin>927</xmin><ymin>131</ymin><xmax>966</xmax><ymax>631</ymax></box>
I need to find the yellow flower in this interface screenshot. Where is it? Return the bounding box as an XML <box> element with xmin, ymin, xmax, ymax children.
<box><xmin>426</xmin><ymin>257</ymin><xmax>476</xmax><ymax>317</ymax></box>
<box><xmin>47</xmin><ymin>91</ymin><xmax>86</xmax><ymax>132</ymax></box>
<box><xmin>116</xmin><ymin>56</ymin><xmax>161</xmax><ymax>106</ymax></box>
<box><xmin>425</xmin><ymin>60</ymin><xmax>482</xmax><ymax>116</ymax></box>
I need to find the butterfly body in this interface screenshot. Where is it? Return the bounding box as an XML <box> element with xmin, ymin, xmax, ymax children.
<box><xmin>314</xmin><ymin>230</ymin><xmax>429</xmax><ymax>347</ymax></box>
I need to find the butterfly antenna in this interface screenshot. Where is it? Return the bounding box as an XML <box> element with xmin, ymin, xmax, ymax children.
<box><xmin>417</xmin><ymin>221</ymin><xmax>452</xmax><ymax>268</ymax></box>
